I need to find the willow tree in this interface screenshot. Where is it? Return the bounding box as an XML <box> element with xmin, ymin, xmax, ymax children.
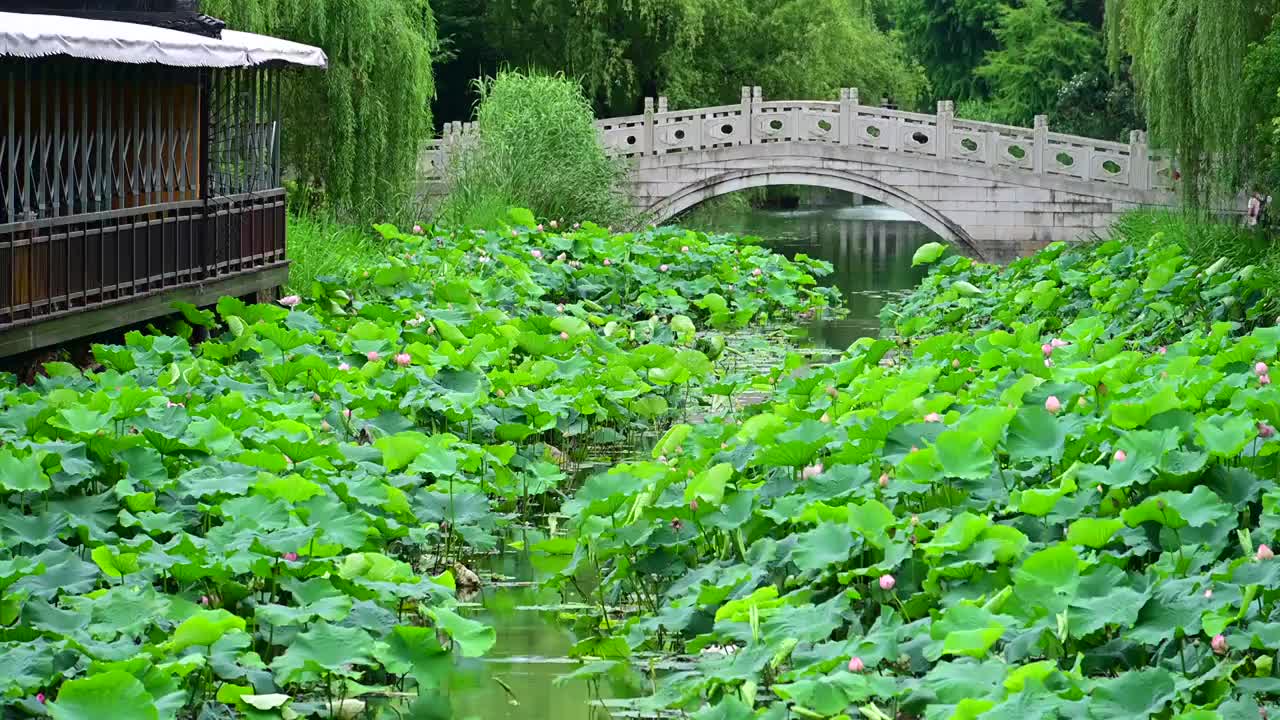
<box><xmin>1105</xmin><ymin>0</ymin><xmax>1280</xmax><ymax>203</ymax></box>
<box><xmin>885</xmin><ymin>0</ymin><xmax>1005</xmax><ymax>103</ymax></box>
<box><xmin>203</xmin><ymin>0</ymin><xmax>437</xmax><ymax>219</ymax></box>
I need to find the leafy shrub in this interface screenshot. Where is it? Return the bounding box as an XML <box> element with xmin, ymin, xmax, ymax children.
<box><xmin>439</xmin><ymin>72</ymin><xmax>633</xmax><ymax>228</ymax></box>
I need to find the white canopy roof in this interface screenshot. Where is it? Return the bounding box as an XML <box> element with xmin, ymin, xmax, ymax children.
<box><xmin>0</xmin><ymin>12</ymin><xmax>327</xmax><ymax>69</ymax></box>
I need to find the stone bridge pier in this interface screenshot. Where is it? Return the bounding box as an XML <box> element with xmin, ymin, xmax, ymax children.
<box><xmin>423</xmin><ymin>87</ymin><xmax>1181</xmax><ymax>262</ymax></box>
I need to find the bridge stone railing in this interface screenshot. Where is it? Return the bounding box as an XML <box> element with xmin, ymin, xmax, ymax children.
<box><xmin>422</xmin><ymin>87</ymin><xmax>1176</xmax><ymax>193</ymax></box>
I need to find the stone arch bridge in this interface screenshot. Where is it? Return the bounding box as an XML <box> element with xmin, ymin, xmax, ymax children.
<box><xmin>422</xmin><ymin>87</ymin><xmax>1179</xmax><ymax>261</ymax></box>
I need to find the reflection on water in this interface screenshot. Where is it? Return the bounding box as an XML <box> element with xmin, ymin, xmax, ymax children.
<box><xmin>449</xmin><ymin>530</ymin><xmax>640</xmax><ymax>720</ymax></box>
<box><xmin>683</xmin><ymin>203</ymin><xmax>939</xmax><ymax>350</ymax></box>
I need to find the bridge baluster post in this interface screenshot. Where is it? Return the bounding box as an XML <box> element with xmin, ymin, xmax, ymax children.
<box><xmin>1129</xmin><ymin>130</ymin><xmax>1150</xmax><ymax>190</ymax></box>
<box><xmin>644</xmin><ymin>97</ymin><xmax>656</xmax><ymax>157</ymax></box>
<box><xmin>658</xmin><ymin>96</ymin><xmax>668</xmax><ymax>114</ymax></box>
<box><xmin>839</xmin><ymin>89</ymin><xmax>853</xmax><ymax>145</ymax></box>
<box><xmin>739</xmin><ymin>87</ymin><xmax>752</xmax><ymax>148</ymax></box>
<box><xmin>751</xmin><ymin>86</ymin><xmax>763</xmax><ymax>144</ymax></box>
<box><xmin>1033</xmin><ymin>115</ymin><xmax>1049</xmax><ymax>174</ymax></box>
<box><xmin>936</xmin><ymin>100</ymin><xmax>954</xmax><ymax>160</ymax></box>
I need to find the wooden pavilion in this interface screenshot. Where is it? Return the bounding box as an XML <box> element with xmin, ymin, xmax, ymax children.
<box><xmin>0</xmin><ymin>1</ymin><xmax>326</xmax><ymax>356</ymax></box>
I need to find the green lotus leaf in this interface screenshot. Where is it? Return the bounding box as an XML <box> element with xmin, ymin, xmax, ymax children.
<box><xmin>912</xmin><ymin>242</ymin><xmax>948</xmax><ymax>267</ymax></box>
<box><xmin>0</xmin><ymin>450</ymin><xmax>48</xmax><ymax>492</ymax></box>
<box><xmin>270</xmin><ymin>621</ymin><xmax>375</xmax><ymax>682</ymax></box>
<box><xmin>48</xmin><ymin>671</ymin><xmax>159</xmax><ymax>720</ymax></box>
<box><xmin>428</xmin><ymin>607</ymin><xmax>496</xmax><ymax>657</ymax></box>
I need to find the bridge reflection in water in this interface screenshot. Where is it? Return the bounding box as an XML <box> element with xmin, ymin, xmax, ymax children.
<box><xmin>682</xmin><ymin>202</ymin><xmax>937</xmax><ymax>350</ymax></box>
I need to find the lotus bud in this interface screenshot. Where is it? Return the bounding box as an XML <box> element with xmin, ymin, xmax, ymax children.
<box><xmin>1257</xmin><ymin>362</ymin><xmax>1270</xmax><ymax>376</ymax></box>
<box><xmin>820</xmin><ymin>412</ymin><xmax>831</xmax><ymax>423</ymax></box>
<box><xmin>1114</xmin><ymin>450</ymin><xmax>1127</xmax><ymax>462</ymax></box>
<box><xmin>1077</xmin><ymin>397</ymin><xmax>1088</xmax><ymax>408</ymax></box>
<box><xmin>342</xmin><ymin>408</ymin><xmax>352</xmax><ymax>419</ymax></box>
<box><xmin>879</xmin><ymin>574</ymin><xmax>896</xmax><ymax>590</ymax></box>
<box><xmin>511</xmin><ymin>230</ymin><xmax>519</xmax><ymax>238</ymax></box>
<box><xmin>496</xmin><ymin>389</ymin><xmax>506</xmax><ymax>398</ymax></box>
<box><xmin>603</xmin><ymin>259</ymin><xmax>612</xmax><ymax>267</ymax></box>
<box><xmin>427</xmin><ymin>326</ymin><xmax>436</xmax><ymax>335</ymax></box>
<box><xmin>1204</xmin><ymin>588</ymin><xmax>1213</xmax><ymax>599</ymax></box>
<box><xmin>283</xmin><ymin>552</ymin><xmax>298</xmax><ymax>562</ymax></box>
<box><xmin>200</xmin><ymin>595</ymin><xmax>209</xmax><ymax>606</ymax></box>
<box><xmin>366</xmin><ymin>351</ymin><xmax>380</xmax><ymax>362</ymax></box>
<box><xmin>559</xmin><ymin>331</ymin><xmax>570</xmax><ymax>340</ymax></box>
<box><xmin>321</xmin><ymin>420</ymin><xmax>331</xmax><ymax>432</ymax></box>
<box><xmin>924</xmin><ymin>412</ymin><xmax>942</xmax><ymax>423</ymax></box>
<box><xmin>952</xmin><ymin>359</ymin><xmax>961</xmax><ymax>368</ymax></box>
<box><xmin>1045</xmin><ymin>395</ymin><xmax>1062</xmax><ymax>414</ymax></box>
<box><xmin>36</xmin><ymin>694</ymin><xmax>45</xmax><ymax>704</ymax></box>
<box><xmin>1262</xmin><ymin>374</ymin><xmax>1272</xmax><ymax>386</ymax></box>
<box><xmin>1258</xmin><ymin>544</ymin><xmax>1275</xmax><ymax>561</ymax></box>
<box><xmin>879</xmin><ymin>474</ymin><xmax>889</xmax><ymax>488</ymax></box>
<box><xmin>536</xmin><ymin>224</ymin><xmax>544</xmax><ymax>232</ymax></box>
<box><xmin>573</xmin><ymin>222</ymin><xmax>581</xmax><ymax>229</ymax></box>
<box><xmin>660</xmin><ymin>264</ymin><xmax>669</xmax><ymax>272</ymax></box>
<box><xmin>413</xmin><ymin>224</ymin><xmax>423</xmax><ymax>234</ymax></box>
<box><xmin>658</xmin><ymin>455</ymin><xmax>667</xmax><ymax>463</ymax></box>
<box><xmin>1041</xmin><ymin>343</ymin><xmax>1054</xmax><ymax>357</ymax></box>
<box><xmin>1158</xmin><ymin>346</ymin><xmax>1167</xmax><ymax>355</ymax></box>
<box><xmin>690</xmin><ymin>499</ymin><xmax>699</xmax><ymax>512</ymax></box>
<box><xmin>687</xmin><ymin>470</ymin><xmax>694</xmax><ymax>478</ymax></box>
<box><xmin>847</xmin><ymin>657</ymin><xmax>865</xmax><ymax>672</ymax></box>
<box><xmin>557</xmin><ymin>253</ymin><xmax>567</xmax><ymax>261</ymax></box>
<box><xmin>801</xmin><ymin>463</ymin><xmax>824</xmax><ymax>480</ymax></box>
<box><xmin>681</xmin><ymin>246</ymin><xmax>690</xmax><ymax>253</ymax></box>
<box><xmin>531</xmin><ymin>249</ymin><xmax>543</xmax><ymax>259</ymax></box>
<box><xmin>1212</xmin><ymin>634</ymin><xmax>1228</xmax><ymax>655</ymax></box>
<box><xmin>752</xmin><ymin>268</ymin><xmax>763</xmax><ymax>277</ymax></box>
<box><xmin>550</xmin><ymin>220</ymin><xmax>559</xmax><ymax>229</ymax></box>
<box><xmin>557</xmin><ymin>303</ymin><xmax>565</xmax><ymax>313</ymax></box>
<box><xmin>395</xmin><ymin>353</ymin><xmax>412</xmax><ymax>367</ymax></box>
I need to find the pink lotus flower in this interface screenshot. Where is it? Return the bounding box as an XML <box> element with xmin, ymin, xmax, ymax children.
<box><xmin>924</xmin><ymin>412</ymin><xmax>942</xmax><ymax>423</ymax></box>
<box><xmin>1257</xmin><ymin>362</ymin><xmax>1270</xmax><ymax>376</ymax></box>
<box><xmin>681</xmin><ymin>246</ymin><xmax>690</xmax><ymax>253</ymax></box>
<box><xmin>1114</xmin><ymin>450</ymin><xmax>1127</xmax><ymax>462</ymax></box>
<box><xmin>603</xmin><ymin>259</ymin><xmax>612</xmax><ymax>267</ymax></box>
<box><xmin>536</xmin><ymin>224</ymin><xmax>544</xmax><ymax>232</ymax></box>
<box><xmin>559</xmin><ymin>331</ymin><xmax>570</xmax><ymax>340</ymax></box>
<box><xmin>1204</xmin><ymin>588</ymin><xmax>1213</xmax><ymax>599</ymax></box>
<box><xmin>279</xmin><ymin>295</ymin><xmax>301</xmax><ymax>308</ymax></box>
<box><xmin>1258</xmin><ymin>544</ymin><xmax>1275</xmax><ymax>561</ymax></box>
<box><xmin>413</xmin><ymin>224</ymin><xmax>423</xmax><ymax>234</ymax></box>
<box><xmin>752</xmin><ymin>268</ymin><xmax>763</xmax><ymax>277</ymax></box>
<box><xmin>1051</xmin><ymin>338</ymin><xmax>1068</xmax><ymax>348</ymax></box>
<box><xmin>531</xmin><ymin>249</ymin><xmax>543</xmax><ymax>259</ymax></box>
<box><xmin>200</xmin><ymin>595</ymin><xmax>209</xmax><ymax>606</ymax></box>
<box><xmin>366</xmin><ymin>351</ymin><xmax>380</xmax><ymax>362</ymax></box>
<box><xmin>690</xmin><ymin>499</ymin><xmax>699</xmax><ymax>512</ymax></box>
<box><xmin>1260</xmin><ymin>423</ymin><xmax>1276</xmax><ymax>439</ymax></box>
<box><xmin>1212</xmin><ymin>633</ymin><xmax>1228</xmax><ymax>655</ymax></box>
<box><xmin>1262</xmin><ymin>374</ymin><xmax>1272</xmax><ymax>386</ymax></box>
<box><xmin>1158</xmin><ymin>346</ymin><xmax>1167</xmax><ymax>355</ymax></box>
<box><xmin>879</xmin><ymin>474</ymin><xmax>889</xmax><ymax>488</ymax></box>
<box><xmin>659</xmin><ymin>264</ymin><xmax>669</xmax><ymax>272</ymax></box>
<box><xmin>395</xmin><ymin>353</ymin><xmax>412</xmax><ymax>367</ymax></box>
<box><xmin>879</xmin><ymin>574</ymin><xmax>896</xmax><ymax>590</ymax></box>
<box><xmin>342</xmin><ymin>408</ymin><xmax>352</xmax><ymax>419</ymax></box>
<box><xmin>283</xmin><ymin>552</ymin><xmax>299</xmax><ymax>562</ymax></box>
<box><xmin>1042</xmin><ymin>343</ymin><xmax>1054</xmax><ymax>357</ymax></box>
<box><xmin>801</xmin><ymin>463</ymin><xmax>824</xmax><ymax>480</ymax></box>
<box><xmin>1045</xmin><ymin>396</ymin><xmax>1062</xmax><ymax>414</ymax></box>
<box><xmin>847</xmin><ymin>657</ymin><xmax>865</xmax><ymax>672</ymax></box>
<box><xmin>36</xmin><ymin>693</ymin><xmax>45</xmax><ymax>704</ymax></box>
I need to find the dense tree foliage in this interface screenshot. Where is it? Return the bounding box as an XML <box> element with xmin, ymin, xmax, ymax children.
<box><xmin>204</xmin><ymin>0</ymin><xmax>437</xmax><ymax>219</ymax></box>
<box><xmin>885</xmin><ymin>0</ymin><xmax>1004</xmax><ymax>103</ymax></box>
<box><xmin>976</xmin><ymin>0</ymin><xmax>1103</xmax><ymax>126</ymax></box>
<box><xmin>1105</xmin><ymin>0</ymin><xmax>1280</xmax><ymax>202</ymax></box>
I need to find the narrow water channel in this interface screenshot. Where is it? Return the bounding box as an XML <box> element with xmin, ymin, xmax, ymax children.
<box><xmin>448</xmin><ymin>199</ymin><xmax>939</xmax><ymax>719</ymax></box>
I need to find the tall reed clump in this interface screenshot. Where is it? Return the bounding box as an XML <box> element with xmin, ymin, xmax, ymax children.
<box><xmin>285</xmin><ymin>213</ymin><xmax>387</xmax><ymax>293</ymax></box>
<box><xmin>438</xmin><ymin>71</ymin><xmax>633</xmax><ymax>228</ymax></box>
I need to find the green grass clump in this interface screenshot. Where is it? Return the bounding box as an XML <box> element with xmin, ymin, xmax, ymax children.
<box><xmin>285</xmin><ymin>213</ymin><xmax>386</xmax><ymax>293</ymax></box>
<box><xmin>438</xmin><ymin>71</ymin><xmax>633</xmax><ymax>228</ymax></box>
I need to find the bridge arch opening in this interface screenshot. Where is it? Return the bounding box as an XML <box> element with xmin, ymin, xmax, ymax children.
<box><xmin>644</xmin><ymin>166</ymin><xmax>984</xmax><ymax>259</ymax></box>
